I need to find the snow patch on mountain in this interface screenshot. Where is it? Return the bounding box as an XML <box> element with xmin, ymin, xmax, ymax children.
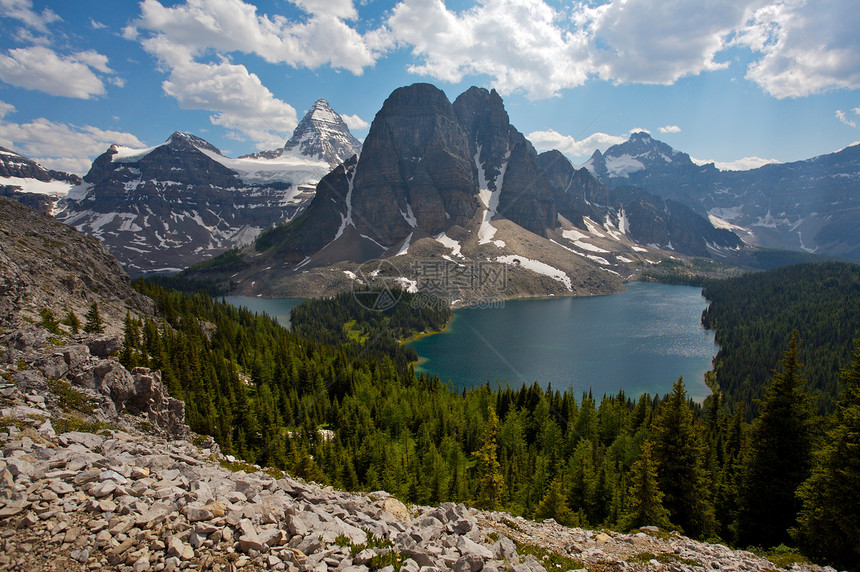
<box><xmin>603</xmin><ymin>154</ymin><xmax>645</xmax><ymax>178</ymax></box>
<box><xmin>496</xmin><ymin>255</ymin><xmax>572</xmax><ymax>291</ymax></box>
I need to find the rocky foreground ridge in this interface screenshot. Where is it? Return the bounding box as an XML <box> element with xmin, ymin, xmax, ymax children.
<box><xmin>0</xmin><ymin>324</ymin><xmax>834</xmax><ymax>572</ymax></box>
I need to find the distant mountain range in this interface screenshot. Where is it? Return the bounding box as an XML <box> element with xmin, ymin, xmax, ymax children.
<box><xmin>183</xmin><ymin>84</ymin><xmax>740</xmax><ymax>299</ymax></box>
<box><xmin>3</xmin><ymin>85</ymin><xmax>859</xmax><ymax>292</ymax></box>
<box><xmin>587</xmin><ymin>132</ymin><xmax>860</xmax><ymax>260</ymax></box>
<box><xmin>54</xmin><ymin>99</ymin><xmax>360</xmax><ymax>273</ymax></box>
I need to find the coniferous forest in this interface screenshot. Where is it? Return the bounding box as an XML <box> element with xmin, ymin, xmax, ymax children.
<box><xmin>124</xmin><ymin>263</ymin><xmax>860</xmax><ymax>569</ymax></box>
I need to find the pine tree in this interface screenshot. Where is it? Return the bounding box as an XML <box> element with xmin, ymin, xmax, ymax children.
<box><xmin>535</xmin><ymin>476</ymin><xmax>575</xmax><ymax>526</ymax></box>
<box><xmin>622</xmin><ymin>440</ymin><xmax>671</xmax><ymax>530</ymax></box>
<box><xmin>793</xmin><ymin>339</ymin><xmax>860</xmax><ymax>568</ymax></box>
<box><xmin>84</xmin><ymin>301</ymin><xmax>104</xmax><ymax>334</ymax></box>
<box><xmin>63</xmin><ymin>308</ymin><xmax>81</xmax><ymax>334</ymax></box>
<box><xmin>474</xmin><ymin>406</ymin><xmax>506</xmax><ymax>510</ymax></box>
<box><xmin>737</xmin><ymin>331</ymin><xmax>813</xmax><ymax>548</ymax></box>
<box><xmin>652</xmin><ymin>377</ymin><xmax>714</xmax><ymax>538</ymax></box>
<box><xmin>39</xmin><ymin>307</ymin><xmax>61</xmax><ymax>334</ymax></box>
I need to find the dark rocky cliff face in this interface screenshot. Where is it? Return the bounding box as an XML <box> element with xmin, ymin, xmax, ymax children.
<box><xmin>454</xmin><ymin>87</ymin><xmax>556</xmax><ymax>237</ymax></box>
<box><xmin>350</xmin><ymin>83</ymin><xmax>477</xmax><ymax>245</ymax></box>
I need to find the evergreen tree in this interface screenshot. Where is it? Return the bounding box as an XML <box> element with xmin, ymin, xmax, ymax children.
<box><xmin>535</xmin><ymin>476</ymin><xmax>575</xmax><ymax>525</ymax></box>
<box><xmin>737</xmin><ymin>331</ymin><xmax>813</xmax><ymax>548</ymax></box>
<box><xmin>793</xmin><ymin>340</ymin><xmax>860</xmax><ymax>568</ymax></box>
<box><xmin>84</xmin><ymin>301</ymin><xmax>104</xmax><ymax>334</ymax></box>
<box><xmin>652</xmin><ymin>378</ymin><xmax>714</xmax><ymax>538</ymax></box>
<box><xmin>39</xmin><ymin>307</ymin><xmax>61</xmax><ymax>334</ymax></box>
<box><xmin>622</xmin><ymin>440</ymin><xmax>671</xmax><ymax>531</ymax></box>
<box><xmin>474</xmin><ymin>407</ymin><xmax>506</xmax><ymax>510</ymax></box>
<box><xmin>63</xmin><ymin>308</ymin><xmax>81</xmax><ymax>334</ymax></box>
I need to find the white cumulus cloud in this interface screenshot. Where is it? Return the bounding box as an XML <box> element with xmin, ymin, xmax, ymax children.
<box><xmin>579</xmin><ymin>0</ymin><xmax>748</xmax><ymax>85</ymax></box>
<box><xmin>736</xmin><ymin>0</ymin><xmax>860</xmax><ymax>98</ymax></box>
<box><xmin>691</xmin><ymin>155</ymin><xmax>780</xmax><ymax>171</ymax></box>
<box><xmin>340</xmin><ymin>113</ymin><xmax>370</xmax><ymax>131</ymax></box>
<box><xmin>0</xmin><ymin>0</ymin><xmax>60</xmax><ymax>33</ymax></box>
<box><xmin>0</xmin><ymin>106</ymin><xmax>145</xmax><ymax>174</ymax></box>
<box><xmin>527</xmin><ymin>129</ymin><xmax>627</xmax><ymax>161</ymax></box>
<box><xmin>132</xmin><ymin>0</ymin><xmax>382</xmax><ymax>74</ymax></box>
<box><xmin>0</xmin><ymin>46</ymin><xmax>111</xmax><ymax>99</ymax></box>
<box><xmin>658</xmin><ymin>125</ymin><xmax>682</xmax><ymax>134</ymax></box>
<box><xmin>387</xmin><ymin>0</ymin><xmax>591</xmax><ymax>99</ymax></box>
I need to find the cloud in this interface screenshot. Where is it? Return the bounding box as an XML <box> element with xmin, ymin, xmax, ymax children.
<box><xmin>527</xmin><ymin>129</ymin><xmax>627</xmax><ymax>161</ymax></box>
<box><xmin>387</xmin><ymin>0</ymin><xmax>591</xmax><ymax>99</ymax></box>
<box><xmin>0</xmin><ymin>100</ymin><xmax>14</xmax><ymax>119</ymax></box>
<box><xmin>658</xmin><ymin>125</ymin><xmax>682</xmax><ymax>134</ymax></box>
<box><xmin>0</xmin><ymin>0</ymin><xmax>60</xmax><ymax>33</ymax></box>
<box><xmin>0</xmin><ymin>107</ymin><xmax>145</xmax><ymax>174</ymax></box>
<box><xmin>340</xmin><ymin>113</ymin><xmax>369</xmax><ymax>131</ymax></box>
<box><xmin>381</xmin><ymin>0</ymin><xmax>860</xmax><ymax>100</ymax></box>
<box><xmin>580</xmin><ymin>0</ymin><xmax>748</xmax><ymax>85</ymax></box>
<box><xmin>736</xmin><ymin>0</ymin><xmax>860</xmax><ymax>98</ymax></box>
<box><xmin>89</xmin><ymin>18</ymin><xmax>107</xmax><ymax>30</ymax></box>
<box><xmin>143</xmin><ymin>37</ymin><xmax>298</xmax><ymax>149</ymax></box>
<box><xmin>0</xmin><ymin>46</ymin><xmax>112</xmax><ymax>99</ymax></box>
<box><xmin>836</xmin><ymin>110</ymin><xmax>857</xmax><ymax>128</ymax></box>
<box><xmin>132</xmin><ymin>0</ymin><xmax>383</xmax><ymax>74</ymax></box>
<box><xmin>691</xmin><ymin>155</ymin><xmax>780</xmax><ymax>171</ymax></box>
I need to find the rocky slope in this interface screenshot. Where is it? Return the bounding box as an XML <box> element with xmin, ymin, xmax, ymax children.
<box><xmin>587</xmin><ymin>132</ymin><xmax>860</xmax><ymax>260</ymax></box>
<box><xmin>57</xmin><ymin>99</ymin><xmax>361</xmax><ymax>274</ymax></box>
<box><xmin>189</xmin><ymin>84</ymin><xmax>737</xmax><ymax>300</ymax></box>
<box><xmin>0</xmin><ymin>197</ymin><xmax>152</xmax><ymax>332</ymax></box>
<box><xmin>0</xmin><ymin>147</ymin><xmax>82</xmax><ymax>214</ymax></box>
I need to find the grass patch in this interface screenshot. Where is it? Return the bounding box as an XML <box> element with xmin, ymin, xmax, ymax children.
<box><xmin>0</xmin><ymin>416</ymin><xmax>29</xmax><ymax>431</ymax></box>
<box><xmin>627</xmin><ymin>552</ymin><xmax>702</xmax><ymax>568</ymax></box>
<box><xmin>367</xmin><ymin>550</ymin><xmax>403</xmax><ymax>571</ymax></box>
<box><xmin>53</xmin><ymin>416</ymin><xmax>118</xmax><ymax>434</ymax></box>
<box><xmin>218</xmin><ymin>458</ymin><xmax>260</xmax><ymax>474</ymax></box>
<box><xmin>750</xmin><ymin>544</ymin><xmax>810</xmax><ymax>568</ymax></box>
<box><xmin>48</xmin><ymin>379</ymin><xmax>96</xmax><ymax>414</ymax></box>
<box><xmin>516</xmin><ymin>542</ymin><xmax>586</xmax><ymax>570</ymax></box>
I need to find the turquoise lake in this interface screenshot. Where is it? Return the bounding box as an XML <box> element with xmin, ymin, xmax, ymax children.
<box><xmin>408</xmin><ymin>282</ymin><xmax>716</xmax><ymax>401</ymax></box>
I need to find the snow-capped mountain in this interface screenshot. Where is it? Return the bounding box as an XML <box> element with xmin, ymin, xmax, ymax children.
<box><xmin>241</xmin><ymin>98</ymin><xmax>361</xmax><ymax>167</ymax></box>
<box><xmin>0</xmin><ymin>146</ymin><xmax>82</xmax><ymax>214</ymax></box>
<box><xmin>588</xmin><ymin>133</ymin><xmax>860</xmax><ymax>260</ymax></box>
<box><xmin>56</xmin><ymin>100</ymin><xmax>361</xmax><ymax>273</ymax></box>
<box><xmin>56</xmin><ymin>132</ymin><xmax>330</xmax><ymax>273</ymax></box>
<box><xmin>184</xmin><ymin>84</ymin><xmax>740</xmax><ymax>300</ymax></box>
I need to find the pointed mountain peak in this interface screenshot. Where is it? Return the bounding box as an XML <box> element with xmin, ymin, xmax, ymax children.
<box><xmin>241</xmin><ymin>99</ymin><xmax>361</xmax><ymax>166</ymax></box>
<box><xmin>629</xmin><ymin>131</ymin><xmax>653</xmax><ymax>142</ymax></box>
<box><xmin>166</xmin><ymin>132</ymin><xmax>222</xmax><ymax>155</ymax></box>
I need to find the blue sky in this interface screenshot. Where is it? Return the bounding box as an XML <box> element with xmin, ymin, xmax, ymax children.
<box><xmin>0</xmin><ymin>0</ymin><xmax>858</xmax><ymax>175</ymax></box>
